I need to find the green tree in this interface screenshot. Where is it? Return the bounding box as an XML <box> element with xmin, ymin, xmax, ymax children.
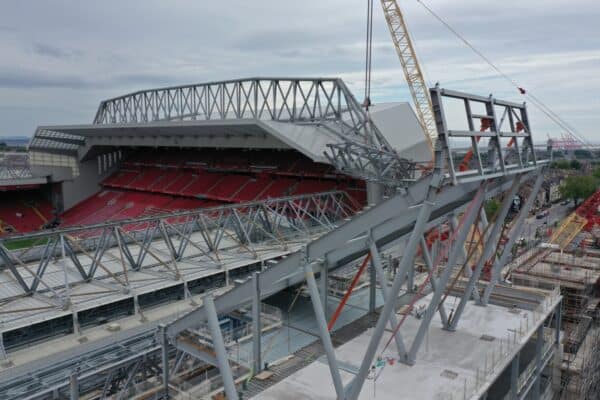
<box><xmin>593</xmin><ymin>167</ymin><xmax>600</xmax><ymax>180</ymax></box>
<box><xmin>559</xmin><ymin>176</ymin><xmax>598</xmax><ymax>205</ymax></box>
<box><xmin>570</xmin><ymin>159</ymin><xmax>582</xmax><ymax>170</ymax></box>
<box><xmin>552</xmin><ymin>159</ymin><xmax>570</xmax><ymax>169</ymax></box>
<box><xmin>484</xmin><ymin>198</ymin><xmax>500</xmax><ymax>221</ymax></box>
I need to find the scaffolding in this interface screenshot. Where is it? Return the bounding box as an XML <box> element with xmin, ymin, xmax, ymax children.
<box><xmin>508</xmin><ymin>247</ymin><xmax>600</xmax><ymax>400</ymax></box>
<box><xmin>561</xmin><ymin>326</ymin><xmax>600</xmax><ymax>400</ymax></box>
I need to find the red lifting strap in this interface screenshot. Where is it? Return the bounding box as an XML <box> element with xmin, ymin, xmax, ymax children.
<box><xmin>327</xmin><ymin>254</ymin><xmax>372</xmax><ymax>331</ymax></box>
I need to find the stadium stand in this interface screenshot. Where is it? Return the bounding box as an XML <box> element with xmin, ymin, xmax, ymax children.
<box><xmin>56</xmin><ymin>148</ymin><xmax>367</xmax><ymax>228</ymax></box>
<box><xmin>0</xmin><ymin>191</ymin><xmax>54</xmax><ymax>234</ymax></box>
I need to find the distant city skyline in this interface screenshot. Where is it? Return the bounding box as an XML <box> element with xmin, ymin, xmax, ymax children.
<box><xmin>0</xmin><ymin>0</ymin><xmax>598</xmax><ymax>142</ymax></box>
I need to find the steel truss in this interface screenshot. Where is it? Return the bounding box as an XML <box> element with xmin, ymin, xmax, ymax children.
<box><xmin>0</xmin><ymin>192</ymin><xmax>355</xmax><ymax>323</ymax></box>
<box><xmin>0</xmin><ymin>327</ymin><xmax>169</xmax><ymax>399</ymax></box>
<box><xmin>90</xmin><ymin>77</ymin><xmax>417</xmax><ymax>182</ymax></box>
<box><xmin>0</xmin><ymin>154</ymin><xmax>36</xmax><ymax>181</ymax></box>
<box><xmin>160</xmin><ymin>87</ymin><xmax>547</xmax><ymax>400</ymax></box>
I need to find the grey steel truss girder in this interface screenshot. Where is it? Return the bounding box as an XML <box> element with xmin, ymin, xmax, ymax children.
<box><xmin>0</xmin><ymin>192</ymin><xmax>355</xmax><ymax>302</ymax></box>
<box><xmin>446</xmin><ymin>175</ymin><xmax>524</xmax><ymax>331</ymax></box>
<box><xmin>92</xmin><ymin>77</ymin><xmax>413</xmax><ymax>185</ymax></box>
<box><xmin>480</xmin><ymin>172</ymin><xmax>545</xmax><ymax>305</ymax></box>
<box><xmin>164</xmin><ymin>170</ymin><xmax>536</xmax><ymax>339</ymax></box>
<box><xmin>430</xmin><ymin>85</ymin><xmax>539</xmax><ymax>185</ymax></box>
<box><xmin>94</xmin><ymin>78</ymin><xmax>392</xmax><ymax>151</ymax></box>
<box><xmin>0</xmin><ymin>329</ymin><xmax>161</xmax><ymax>400</ymax></box>
<box><xmin>407</xmin><ymin>185</ymin><xmax>486</xmax><ymax>363</ymax></box>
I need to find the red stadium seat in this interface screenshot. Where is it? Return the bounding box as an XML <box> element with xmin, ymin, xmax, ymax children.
<box><xmin>57</xmin><ymin>148</ymin><xmax>365</xmax><ymax>231</ymax></box>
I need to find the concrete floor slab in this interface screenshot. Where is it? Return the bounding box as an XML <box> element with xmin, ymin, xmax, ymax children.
<box><xmin>254</xmin><ymin>290</ymin><xmax>560</xmax><ymax>400</ymax></box>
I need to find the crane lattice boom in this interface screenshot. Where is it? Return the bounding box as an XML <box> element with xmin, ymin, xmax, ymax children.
<box><xmin>380</xmin><ymin>0</ymin><xmax>436</xmax><ymax>159</ymax></box>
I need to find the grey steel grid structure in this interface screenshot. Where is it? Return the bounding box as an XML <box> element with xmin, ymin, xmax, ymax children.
<box><xmin>0</xmin><ymin>327</ymin><xmax>161</xmax><ymax>399</ymax></box>
<box><xmin>0</xmin><ymin>191</ymin><xmax>355</xmax><ymax>348</ymax></box>
<box><xmin>157</xmin><ymin>86</ymin><xmax>548</xmax><ymax>400</ymax></box>
<box><xmin>0</xmin><ymin>154</ymin><xmax>35</xmax><ymax>181</ymax></box>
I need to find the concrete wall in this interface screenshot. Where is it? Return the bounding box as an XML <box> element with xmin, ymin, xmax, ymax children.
<box><xmin>61</xmin><ymin>158</ymin><xmax>116</xmax><ymax>211</ymax></box>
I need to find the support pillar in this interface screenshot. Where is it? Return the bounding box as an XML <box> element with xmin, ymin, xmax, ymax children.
<box><xmin>69</xmin><ymin>370</ymin><xmax>79</xmax><ymax>400</ymax></box>
<box><xmin>252</xmin><ymin>272</ymin><xmax>262</xmax><ymax>374</ymax></box>
<box><xmin>410</xmin><ymin>191</ymin><xmax>484</xmax><ymax>361</ymax></box>
<box><xmin>448</xmin><ymin>177</ymin><xmax>521</xmax><ymax>330</ymax></box>
<box><xmin>204</xmin><ymin>295</ymin><xmax>239</xmax><ymax>400</ymax></box>
<box><xmin>320</xmin><ymin>261</ymin><xmax>328</xmax><ymax>316</ymax></box>
<box><xmin>304</xmin><ymin>264</ymin><xmax>345</xmax><ymax>399</ymax></box>
<box><xmin>406</xmin><ymin>258</ymin><xmax>414</xmax><ymax>293</ymax></box>
<box><xmin>369</xmin><ymin>240</ymin><xmax>407</xmax><ymax>357</ymax></box>
<box><xmin>510</xmin><ymin>351</ymin><xmax>520</xmax><ymax>399</ymax></box>
<box><xmin>450</xmin><ymin>216</ymin><xmax>469</xmax><ymax>268</ymax></box>
<box><xmin>160</xmin><ymin>324</ymin><xmax>169</xmax><ymax>399</ymax></box>
<box><xmin>366</xmin><ymin>181</ymin><xmax>383</xmax><ymax>206</ymax></box>
<box><xmin>369</xmin><ymin>263</ymin><xmax>376</xmax><ymax>313</ymax></box>
<box><xmin>419</xmin><ymin>236</ymin><xmax>449</xmax><ymax>325</ymax></box>
<box><xmin>367</xmin><ymin>181</ymin><xmax>383</xmax><ymax>314</ymax></box>
<box><xmin>555</xmin><ymin>298</ymin><xmax>561</xmax><ymax>346</ymax></box>
<box><xmin>533</xmin><ymin>324</ymin><xmax>544</xmax><ymax>399</ymax></box>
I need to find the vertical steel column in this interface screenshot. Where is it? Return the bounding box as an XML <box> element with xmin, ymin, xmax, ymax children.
<box><xmin>160</xmin><ymin>324</ymin><xmax>169</xmax><ymax>399</ymax></box>
<box><xmin>72</xmin><ymin>311</ymin><xmax>80</xmax><ymax>336</ymax></box>
<box><xmin>69</xmin><ymin>370</ymin><xmax>79</xmax><ymax>400</ymax></box>
<box><xmin>510</xmin><ymin>351</ymin><xmax>520</xmax><ymax>399</ymax></box>
<box><xmin>555</xmin><ymin>298</ymin><xmax>562</xmax><ymax>346</ymax></box>
<box><xmin>448</xmin><ymin>176</ymin><xmax>521</xmax><ymax>330</ymax></box>
<box><xmin>419</xmin><ymin>236</ymin><xmax>449</xmax><ymax>325</ymax></box>
<box><xmin>369</xmin><ymin>264</ymin><xmax>377</xmax><ymax>313</ymax></box>
<box><xmin>409</xmin><ymin>191</ymin><xmax>484</xmax><ymax>360</ymax></box>
<box><xmin>252</xmin><ymin>272</ymin><xmax>262</xmax><ymax>374</ymax></box>
<box><xmin>345</xmin><ymin>178</ymin><xmax>440</xmax><ymax>400</ymax></box>
<box><xmin>406</xmin><ymin>258</ymin><xmax>414</xmax><ymax>293</ymax></box>
<box><xmin>369</xmin><ymin>240</ymin><xmax>407</xmax><ymax>357</ymax></box>
<box><xmin>321</xmin><ymin>261</ymin><xmax>329</xmax><ymax>316</ymax></box>
<box><xmin>449</xmin><ymin>216</ymin><xmax>468</xmax><ymax>267</ymax></box>
<box><xmin>533</xmin><ymin>324</ymin><xmax>544</xmax><ymax>399</ymax></box>
<box><xmin>0</xmin><ymin>333</ymin><xmax>7</xmax><ymax>362</ymax></box>
<box><xmin>304</xmin><ymin>264</ymin><xmax>345</xmax><ymax>399</ymax></box>
<box><xmin>367</xmin><ymin>182</ymin><xmax>383</xmax><ymax>314</ymax></box>
<box><xmin>481</xmin><ymin>173</ymin><xmax>544</xmax><ymax>305</ymax></box>
<box><xmin>204</xmin><ymin>294</ymin><xmax>239</xmax><ymax>400</ymax></box>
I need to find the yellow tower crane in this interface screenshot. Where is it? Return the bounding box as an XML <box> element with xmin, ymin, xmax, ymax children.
<box><xmin>380</xmin><ymin>0</ymin><xmax>436</xmax><ymax>160</ymax></box>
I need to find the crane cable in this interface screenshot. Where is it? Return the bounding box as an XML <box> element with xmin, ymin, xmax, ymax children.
<box><xmin>363</xmin><ymin>0</ymin><xmax>375</xmax><ymax>111</ymax></box>
<box><xmin>415</xmin><ymin>0</ymin><xmax>592</xmax><ymax>148</ymax></box>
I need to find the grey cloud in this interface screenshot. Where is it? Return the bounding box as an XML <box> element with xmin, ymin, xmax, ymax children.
<box><xmin>0</xmin><ymin>68</ymin><xmax>184</xmax><ymax>91</ymax></box>
<box><xmin>233</xmin><ymin>29</ymin><xmax>328</xmax><ymax>52</ymax></box>
<box><xmin>0</xmin><ymin>70</ymin><xmax>89</xmax><ymax>89</ymax></box>
<box><xmin>33</xmin><ymin>43</ymin><xmax>83</xmax><ymax>59</ymax></box>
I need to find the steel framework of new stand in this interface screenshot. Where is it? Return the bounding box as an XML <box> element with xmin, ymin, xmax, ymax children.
<box><xmin>0</xmin><ymin>82</ymin><xmax>551</xmax><ymax>400</ymax></box>
<box><xmin>160</xmin><ymin>85</ymin><xmax>547</xmax><ymax>400</ymax></box>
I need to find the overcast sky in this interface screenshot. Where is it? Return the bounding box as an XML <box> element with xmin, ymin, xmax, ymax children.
<box><xmin>0</xmin><ymin>0</ymin><xmax>598</xmax><ymax>142</ymax></box>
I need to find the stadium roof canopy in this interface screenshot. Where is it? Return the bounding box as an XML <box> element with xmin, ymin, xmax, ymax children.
<box><xmin>0</xmin><ymin>153</ymin><xmax>47</xmax><ymax>189</ymax></box>
<box><xmin>28</xmin><ymin>77</ymin><xmax>431</xmax><ymax>164</ymax></box>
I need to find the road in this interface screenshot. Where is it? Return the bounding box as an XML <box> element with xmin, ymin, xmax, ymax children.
<box><xmin>520</xmin><ymin>201</ymin><xmax>573</xmax><ymax>241</ymax></box>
